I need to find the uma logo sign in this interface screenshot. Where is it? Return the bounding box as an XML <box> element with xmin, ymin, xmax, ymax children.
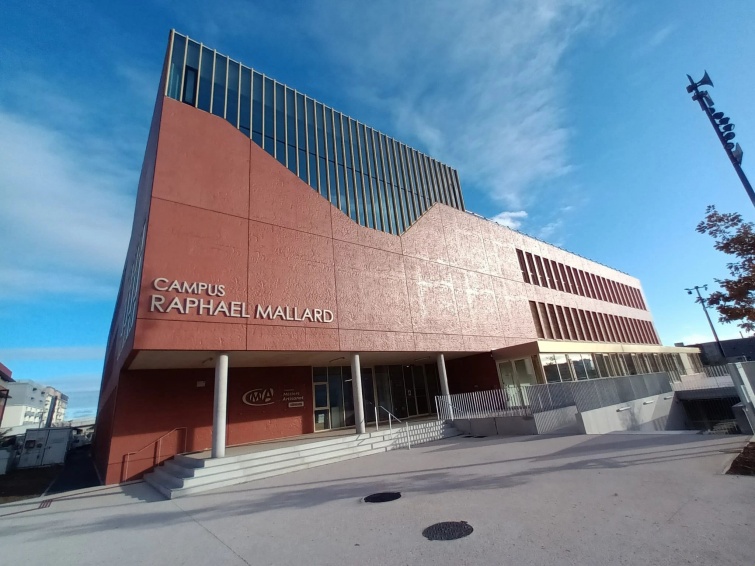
<box><xmin>242</xmin><ymin>388</ymin><xmax>275</xmax><ymax>406</ymax></box>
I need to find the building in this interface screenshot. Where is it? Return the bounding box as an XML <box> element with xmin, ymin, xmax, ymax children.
<box><xmin>1</xmin><ymin>381</ymin><xmax>68</xmax><ymax>430</ymax></box>
<box><xmin>93</xmin><ymin>30</ymin><xmax>702</xmax><ymax>484</ymax></box>
<box><xmin>0</xmin><ymin>363</ymin><xmax>12</xmax><ymax>428</ymax></box>
<box><xmin>685</xmin><ymin>336</ymin><xmax>755</xmax><ymax>365</ymax></box>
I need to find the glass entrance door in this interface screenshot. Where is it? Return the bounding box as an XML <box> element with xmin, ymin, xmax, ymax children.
<box><xmin>362</xmin><ymin>368</ymin><xmax>376</xmax><ymax>424</ymax></box>
<box><xmin>498</xmin><ymin>358</ymin><xmax>536</xmax><ymax>407</ymax></box>
<box><xmin>313</xmin><ymin>367</ymin><xmax>330</xmax><ymax>431</ymax></box>
<box><xmin>313</xmin><ymin>363</ymin><xmax>441</xmax><ymax>430</ymax></box>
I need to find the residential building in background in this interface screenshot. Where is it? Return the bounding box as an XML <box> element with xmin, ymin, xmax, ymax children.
<box><xmin>1</xmin><ymin>381</ymin><xmax>68</xmax><ymax>430</ymax></box>
<box><xmin>93</xmin><ymin>30</ymin><xmax>702</xmax><ymax>484</ymax></box>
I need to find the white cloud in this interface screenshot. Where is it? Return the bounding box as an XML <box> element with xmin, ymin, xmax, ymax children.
<box><xmin>634</xmin><ymin>24</ymin><xmax>676</xmax><ymax>58</ymax></box>
<box><xmin>304</xmin><ymin>0</ymin><xmax>605</xmax><ymax>209</ymax></box>
<box><xmin>0</xmin><ymin>110</ymin><xmax>133</xmax><ymax>300</ymax></box>
<box><xmin>536</xmin><ymin>220</ymin><xmax>564</xmax><ymax>240</ymax></box>
<box><xmin>491</xmin><ymin>210</ymin><xmax>528</xmax><ymax>230</ymax></box>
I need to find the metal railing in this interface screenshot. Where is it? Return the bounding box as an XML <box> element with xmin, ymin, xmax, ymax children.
<box><xmin>377</xmin><ymin>405</ymin><xmax>411</xmax><ymax>449</ymax></box>
<box><xmin>435</xmin><ymin>373</ymin><xmax>675</xmax><ymax>422</ymax></box>
<box><xmin>435</xmin><ymin>387</ymin><xmax>533</xmax><ymax>421</ymax></box>
<box><xmin>527</xmin><ymin>373</ymin><xmax>673</xmax><ymax>413</ymax></box>
<box><xmin>672</xmin><ymin>373</ymin><xmax>735</xmax><ymax>391</ymax></box>
<box><xmin>122</xmin><ymin>427</ymin><xmax>187</xmax><ymax>482</ymax></box>
<box><xmin>704</xmin><ymin>365</ymin><xmax>731</xmax><ymax>378</ymax></box>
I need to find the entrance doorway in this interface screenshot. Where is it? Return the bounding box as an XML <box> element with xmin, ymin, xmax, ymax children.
<box><xmin>497</xmin><ymin>358</ymin><xmax>536</xmax><ymax>407</ymax></box>
<box><xmin>312</xmin><ymin>363</ymin><xmax>440</xmax><ymax>431</ymax></box>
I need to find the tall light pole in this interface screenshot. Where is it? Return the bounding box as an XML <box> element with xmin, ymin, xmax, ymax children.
<box><xmin>685</xmin><ymin>284</ymin><xmax>726</xmax><ymax>360</ymax></box>
<box><xmin>686</xmin><ymin>71</ymin><xmax>755</xmax><ymax>208</ymax></box>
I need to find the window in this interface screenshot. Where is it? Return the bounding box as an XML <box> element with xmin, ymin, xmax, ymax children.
<box><xmin>569</xmin><ymin>354</ymin><xmax>588</xmax><ymax>380</ymax></box>
<box><xmin>239</xmin><ymin>67</ymin><xmax>251</xmax><ymax>136</ymax></box>
<box><xmin>226</xmin><ymin>61</ymin><xmax>240</xmax><ymax>128</ymax></box>
<box><xmin>525</xmin><ymin>253</ymin><xmax>539</xmax><ymax>285</ymax></box>
<box><xmin>558</xmin><ymin>263</ymin><xmax>571</xmax><ymax>293</ymax></box>
<box><xmin>538</xmin><ymin>303</ymin><xmax>553</xmax><ymax>339</ymax></box>
<box><xmin>211</xmin><ymin>54</ymin><xmax>227</xmax><ymax>118</ymax></box>
<box><xmin>556</xmin><ymin>306</ymin><xmax>573</xmax><ymax>340</ymax></box>
<box><xmin>544</xmin><ymin>259</ymin><xmax>557</xmax><ymax>290</ymax></box>
<box><xmin>540</xmin><ymin>354</ymin><xmax>562</xmax><ymax>383</ymax></box>
<box><xmin>530</xmin><ymin>301</ymin><xmax>544</xmax><ymax>338</ymax></box>
<box><xmin>567</xmin><ymin>267</ymin><xmax>579</xmax><ymax>295</ymax></box>
<box><xmin>181</xmin><ymin>68</ymin><xmax>196</xmax><ymax>101</ymax></box>
<box><xmin>536</xmin><ymin>256</ymin><xmax>549</xmax><ymax>288</ymax></box>
<box><xmin>167</xmin><ymin>33</ymin><xmax>185</xmax><ymax>100</ymax></box>
<box><xmin>547</xmin><ymin>304</ymin><xmax>562</xmax><ymax>339</ymax></box>
<box><xmin>517</xmin><ymin>250</ymin><xmax>530</xmax><ymax>283</ymax></box>
<box><xmin>569</xmin><ymin>308</ymin><xmax>585</xmax><ymax>340</ymax></box>
<box><xmin>275</xmin><ymin>82</ymin><xmax>286</xmax><ymax>165</ymax></box>
<box><xmin>595</xmin><ymin>353</ymin><xmax>611</xmax><ymax>377</ymax></box>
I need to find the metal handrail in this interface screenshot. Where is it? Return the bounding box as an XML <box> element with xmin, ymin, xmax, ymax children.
<box><xmin>376</xmin><ymin>405</ymin><xmax>410</xmax><ymax>449</ymax></box>
<box><xmin>122</xmin><ymin>426</ymin><xmax>187</xmax><ymax>482</ymax></box>
<box><xmin>378</xmin><ymin>405</ymin><xmax>403</xmax><ymax>424</ymax></box>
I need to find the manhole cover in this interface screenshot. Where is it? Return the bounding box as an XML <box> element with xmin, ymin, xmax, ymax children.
<box><xmin>422</xmin><ymin>521</ymin><xmax>474</xmax><ymax>541</ymax></box>
<box><xmin>473</xmin><ymin>435</ymin><xmax>486</xmax><ymax>438</ymax></box>
<box><xmin>364</xmin><ymin>492</ymin><xmax>401</xmax><ymax>503</ymax></box>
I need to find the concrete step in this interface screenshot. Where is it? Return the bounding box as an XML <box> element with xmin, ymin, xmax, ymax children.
<box><xmin>145</xmin><ymin>420</ymin><xmax>459</xmax><ymax>499</ymax></box>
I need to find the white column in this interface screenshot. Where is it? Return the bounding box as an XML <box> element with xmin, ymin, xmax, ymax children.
<box><xmin>212</xmin><ymin>352</ymin><xmax>229</xmax><ymax>459</ymax></box>
<box><xmin>437</xmin><ymin>353</ymin><xmax>454</xmax><ymax>420</ymax></box>
<box><xmin>351</xmin><ymin>353</ymin><xmax>366</xmax><ymax>434</ymax></box>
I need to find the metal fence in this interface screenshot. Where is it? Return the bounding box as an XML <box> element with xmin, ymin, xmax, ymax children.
<box><xmin>672</xmin><ymin>373</ymin><xmax>735</xmax><ymax>391</ymax></box>
<box><xmin>435</xmin><ymin>369</ymin><xmax>747</xmax><ymax>435</ymax></box>
<box><xmin>435</xmin><ymin>387</ymin><xmax>532</xmax><ymax>421</ymax></box>
<box><xmin>526</xmin><ymin>373</ymin><xmax>673</xmax><ymax>413</ymax></box>
<box><xmin>703</xmin><ymin>365</ymin><xmax>731</xmax><ymax>378</ymax></box>
<box><xmin>435</xmin><ymin>372</ymin><xmax>674</xmax><ymax>422</ymax></box>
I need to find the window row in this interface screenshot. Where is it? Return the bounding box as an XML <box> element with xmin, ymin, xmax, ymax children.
<box><xmin>537</xmin><ymin>351</ymin><xmax>699</xmax><ymax>384</ymax></box>
<box><xmin>529</xmin><ymin>301</ymin><xmax>660</xmax><ymax>345</ymax></box>
<box><xmin>165</xmin><ymin>32</ymin><xmax>465</xmax><ymax>235</ymax></box>
<box><xmin>516</xmin><ymin>249</ymin><xmax>646</xmax><ymax>310</ymax></box>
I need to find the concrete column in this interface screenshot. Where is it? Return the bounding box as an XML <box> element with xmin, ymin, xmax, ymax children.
<box><xmin>351</xmin><ymin>353</ymin><xmax>366</xmax><ymax>434</ymax></box>
<box><xmin>437</xmin><ymin>353</ymin><xmax>454</xmax><ymax>420</ymax></box>
<box><xmin>212</xmin><ymin>352</ymin><xmax>229</xmax><ymax>459</ymax></box>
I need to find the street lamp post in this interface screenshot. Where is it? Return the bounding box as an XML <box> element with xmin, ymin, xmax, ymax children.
<box><xmin>686</xmin><ymin>71</ymin><xmax>755</xmax><ymax>208</ymax></box>
<box><xmin>685</xmin><ymin>284</ymin><xmax>726</xmax><ymax>361</ymax></box>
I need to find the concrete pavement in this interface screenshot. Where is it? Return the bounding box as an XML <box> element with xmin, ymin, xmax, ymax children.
<box><xmin>1</xmin><ymin>433</ymin><xmax>753</xmax><ymax>566</ymax></box>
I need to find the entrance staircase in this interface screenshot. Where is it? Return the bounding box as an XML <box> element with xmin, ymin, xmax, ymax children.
<box><xmin>144</xmin><ymin>419</ymin><xmax>459</xmax><ymax>499</ymax></box>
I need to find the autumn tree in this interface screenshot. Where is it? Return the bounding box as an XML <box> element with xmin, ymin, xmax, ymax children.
<box><xmin>696</xmin><ymin>205</ymin><xmax>755</xmax><ymax>332</ymax></box>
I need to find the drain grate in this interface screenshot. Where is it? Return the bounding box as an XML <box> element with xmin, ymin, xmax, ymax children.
<box><xmin>364</xmin><ymin>492</ymin><xmax>401</xmax><ymax>503</ymax></box>
<box><xmin>422</xmin><ymin>521</ymin><xmax>474</xmax><ymax>541</ymax></box>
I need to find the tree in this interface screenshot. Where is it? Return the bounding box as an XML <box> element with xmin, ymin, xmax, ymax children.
<box><xmin>696</xmin><ymin>205</ymin><xmax>755</xmax><ymax>332</ymax></box>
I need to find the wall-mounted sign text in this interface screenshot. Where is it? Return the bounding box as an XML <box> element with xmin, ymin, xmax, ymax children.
<box><xmin>282</xmin><ymin>388</ymin><xmax>305</xmax><ymax>408</ymax></box>
<box><xmin>241</xmin><ymin>387</ymin><xmax>306</xmax><ymax>409</ymax></box>
<box><xmin>148</xmin><ymin>278</ymin><xmax>334</xmax><ymax>323</ymax></box>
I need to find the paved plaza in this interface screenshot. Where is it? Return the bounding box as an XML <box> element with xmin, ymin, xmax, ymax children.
<box><xmin>1</xmin><ymin>433</ymin><xmax>753</xmax><ymax>566</ymax></box>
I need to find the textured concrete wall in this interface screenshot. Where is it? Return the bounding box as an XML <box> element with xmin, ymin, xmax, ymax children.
<box><xmin>577</xmin><ymin>394</ymin><xmax>682</xmax><ymax>434</ymax></box>
<box><xmin>105</xmin><ymin>366</ymin><xmax>313</xmax><ymax>484</ymax></box>
<box><xmin>133</xmin><ymin>98</ymin><xmax>655</xmax><ymax>356</ymax></box>
<box><xmin>451</xmin><ymin>416</ymin><xmax>537</xmax><ymax>436</ymax></box>
<box><xmin>533</xmin><ymin>406</ymin><xmax>581</xmax><ymax>435</ymax></box>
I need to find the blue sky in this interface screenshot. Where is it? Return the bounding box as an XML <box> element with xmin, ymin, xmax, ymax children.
<box><xmin>1</xmin><ymin>1</ymin><xmax>754</xmax><ymax>419</ymax></box>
